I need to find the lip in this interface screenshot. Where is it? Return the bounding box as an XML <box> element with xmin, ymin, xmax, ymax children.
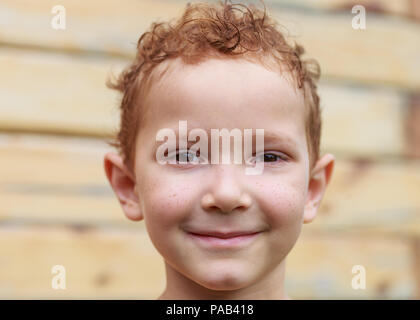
<box><xmin>185</xmin><ymin>230</ymin><xmax>263</xmax><ymax>248</ymax></box>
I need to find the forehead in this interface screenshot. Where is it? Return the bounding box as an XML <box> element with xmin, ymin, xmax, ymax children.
<box><xmin>139</xmin><ymin>57</ymin><xmax>307</xmax><ymax>146</ymax></box>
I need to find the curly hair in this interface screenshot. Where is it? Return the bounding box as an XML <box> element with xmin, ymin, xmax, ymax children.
<box><xmin>106</xmin><ymin>0</ymin><xmax>322</xmax><ymax>174</ymax></box>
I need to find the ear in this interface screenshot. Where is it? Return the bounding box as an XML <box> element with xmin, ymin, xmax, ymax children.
<box><xmin>104</xmin><ymin>152</ymin><xmax>143</xmax><ymax>221</ymax></box>
<box><xmin>303</xmin><ymin>153</ymin><xmax>335</xmax><ymax>224</ymax></box>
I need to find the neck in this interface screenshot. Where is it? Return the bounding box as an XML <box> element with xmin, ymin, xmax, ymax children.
<box><xmin>157</xmin><ymin>259</ymin><xmax>290</xmax><ymax>300</ymax></box>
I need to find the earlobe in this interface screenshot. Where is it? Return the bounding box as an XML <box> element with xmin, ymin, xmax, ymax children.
<box><xmin>303</xmin><ymin>153</ymin><xmax>335</xmax><ymax>224</ymax></box>
<box><xmin>104</xmin><ymin>152</ymin><xmax>144</xmax><ymax>221</ymax></box>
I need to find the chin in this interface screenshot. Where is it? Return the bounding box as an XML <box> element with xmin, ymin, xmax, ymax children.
<box><xmin>193</xmin><ymin>263</ymin><xmax>255</xmax><ymax>291</ymax></box>
<box><xmin>198</xmin><ymin>277</ymin><xmax>249</xmax><ymax>292</ymax></box>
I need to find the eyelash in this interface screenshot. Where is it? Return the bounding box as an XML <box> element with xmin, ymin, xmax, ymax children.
<box><xmin>170</xmin><ymin>150</ymin><xmax>288</xmax><ymax>166</ymax></box>
<box><xmin>253</xmin><ymin>152</ymin><xmax>289</xmax><ymax>165</ymax></box>
<box><xmin>174</xmin><ymin>150</ymin><xmax>202</xmax><ymax>164</ymax></box>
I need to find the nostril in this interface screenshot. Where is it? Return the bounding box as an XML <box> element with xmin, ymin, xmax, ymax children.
<box><xmin>202</xmin><ymin>199</ymin><xmax>251</xmax><ymax>213</ymax></box>
<box><xmin>201</xmin><ymin>192</ymin><xmax>252</xmax><ymax>214</ymax></box>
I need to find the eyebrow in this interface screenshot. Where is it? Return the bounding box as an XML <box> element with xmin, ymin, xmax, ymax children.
<box><xmin>260</xmin><ymin>130</ymin><xmax>297</xmax><ymax>148</ymax></box>
<box><xmin>153</xmin><ymin>127</ymin><xmax>298</xmax><ymax>150</ymax></box>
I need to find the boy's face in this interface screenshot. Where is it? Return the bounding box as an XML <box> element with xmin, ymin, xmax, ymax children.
<box><xmin>105</xmin><ymin>57</ymin><xmax>334</xmax><ymax>295</ymax></box>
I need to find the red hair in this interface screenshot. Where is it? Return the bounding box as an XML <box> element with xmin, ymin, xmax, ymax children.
<box><xmin>107</xmin><ymin>0</ymin><xmax>322</xmax><ymax>174</ymax></box>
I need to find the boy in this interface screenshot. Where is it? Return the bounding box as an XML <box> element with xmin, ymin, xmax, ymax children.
<box><xmin>104</xmin><ymin>0</ymin><xmax>334</xmax><ymax>299</ymax></box>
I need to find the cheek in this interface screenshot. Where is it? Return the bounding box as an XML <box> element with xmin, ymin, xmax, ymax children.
<box><xmin>138</xmin><ymin>173</ymin><xmax>196</xmax><ymax>231</ymax></box>
<box><xmin>254</xmin><ymin>174</ymin><xmax>307</xmax><ymax>226</ymax></box>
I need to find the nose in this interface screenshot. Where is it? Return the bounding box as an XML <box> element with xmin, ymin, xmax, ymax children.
<box><xmin>200</xmin><ymin>165</ymin><xmax>252</xmax><ymax>214</ymax></box>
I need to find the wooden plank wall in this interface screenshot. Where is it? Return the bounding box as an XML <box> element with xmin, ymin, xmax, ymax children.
<box><xmin>0</xmin><ymin>0</ymin><xmax>419</xmax><ymax>299</ymax></box>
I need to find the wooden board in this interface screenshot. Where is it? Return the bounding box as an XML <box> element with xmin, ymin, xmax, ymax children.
<box><xmin>0</xmin><ymin>225</ymin><xmax>165</xmax><ymax>298</ymax></box>
<box><xmin>270</xmin><ymin>0</ymin><xmax>413</xmax><ymax>18</ymax></box>
<box><xmin>273</xmin><ymin>10</ymin><xmax>420</xmax><ymax>90</ymax></box>
<box><xmin>286</xmin><ymin>230</ymin><xmax>416</xmax><ymax>299</ymax></box>
<box><xmin>0</xmin><ymin>0</ymin><xmax>419</xmax><ymax>89</ymax></box>
<box><xmin>319</xmin><ymin>82</ymin><xmax>405</xmax><ymax>157</ymax></box>
<box><xmin>313</xmin><ymin>158</ymin><xmax>420</xmax><ymax>237</ymax></box>
<box><xmin>0</xmin><ymin>133</ymin><xmax>129</xmax><ymax>226</ymax></box>
<box><xmin>0</xmin><ymin>48</ymin><xmax>123</xmax><ymax>136</ymax></box>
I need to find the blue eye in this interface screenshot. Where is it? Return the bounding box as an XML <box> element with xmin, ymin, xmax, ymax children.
<box><xmin>175</xmin><ymin>149</ymin><xmax>201</xmax><ymax>164</ymax></box>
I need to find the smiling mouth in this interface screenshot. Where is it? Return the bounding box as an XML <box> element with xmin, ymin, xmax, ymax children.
<box><xmin>185</xmin><ymin>230</ymin><xmax>263</xmax><ymax>248</ymax></box>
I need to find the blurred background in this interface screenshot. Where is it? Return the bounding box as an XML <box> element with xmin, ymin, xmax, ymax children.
<box><xmin>0</xmin><ymin>0</ymin><xmax>419</xmax><ymax>299</ymax></box>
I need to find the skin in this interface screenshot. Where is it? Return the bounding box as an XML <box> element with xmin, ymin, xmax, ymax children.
<box><xmin>104</xmin><ymin>57</ymin><xmax>335</xmax><ymax>299</ymax></box>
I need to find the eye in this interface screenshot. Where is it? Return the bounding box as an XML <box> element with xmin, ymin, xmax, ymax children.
<box><xmin>176</xmin><ymin>150</ymin><xmax>195</xmax><ymax>163</ymax></box>
<box><xmin>173</xmin><ymin>149</ymin><xmax>204</xmax><ymax>165</ymax></box>
<box><xmin>252</xmin><ymin>152</ymin><xmax>288</xmax><ymax>165</ymax></box>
